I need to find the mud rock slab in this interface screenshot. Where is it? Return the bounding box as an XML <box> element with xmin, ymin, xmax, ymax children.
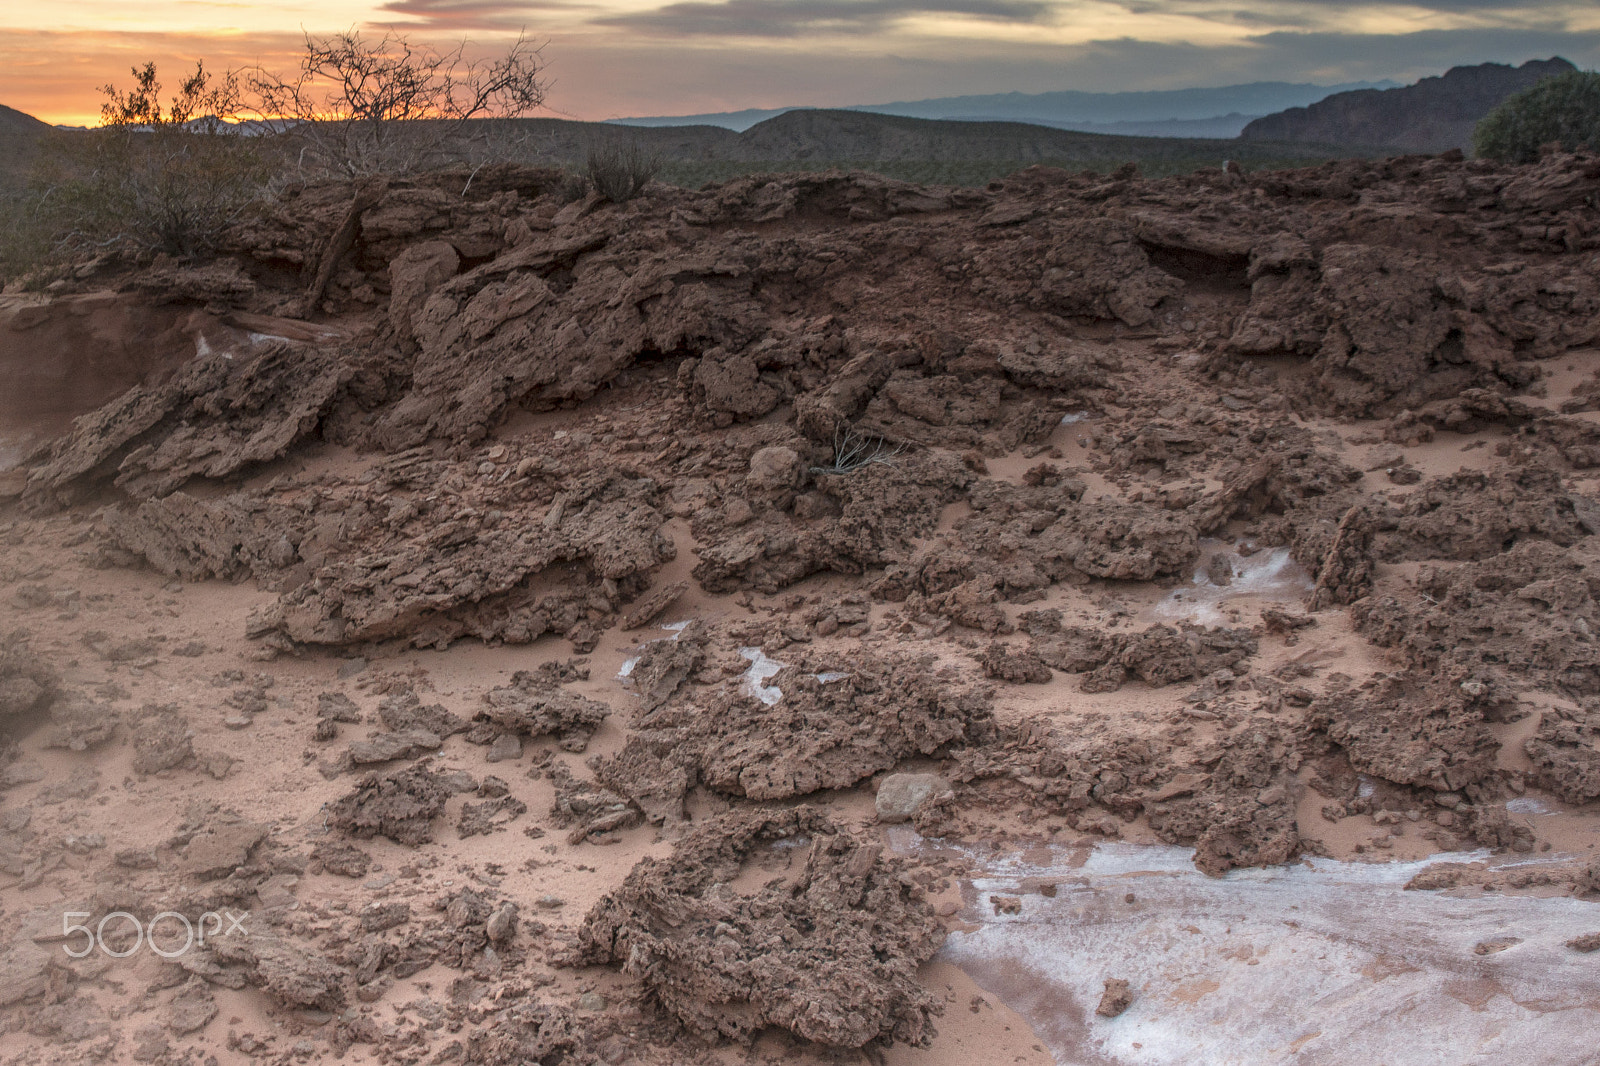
<box><xmin>619</xmin><ymin>580</ymin><xmax>689</xmax><ymax>630</ymax></box>
<box><xmin>378</xmin><ymin>691</ymin><xmax>468</xmax><ymax>736</ymax></box>
<box><xmin>389</xmin><ymin>240</ymin><xmax>460</xmax><ymax>350</ymax></box>
<box><xmin>693</xmin><ymin>451</ymin><xmax>972</xmax><ymax>594</ymax></box>
<box><xmin>1032</xmin><ymin>623</ymin><xmax>1257</xmax><ymax>692</ymax></box>
<box><xmin>465</xmin><ymin>1001</ymin><xmax>588</xmax><ymax>1066</ymax></box>
<box><xmin>102</xmin><ymin>493</ymin><xmax>302</xmax><ymax>583</ymax></box>
<box><xmin>576</xmin><ymin>807</ymin><xmax>943</xmax><ymax>1049</ymax></box>
<box><xmin>1355</xmin><ymin>538</ymin><xmax>1600</xmax><ymax>696</ymax></box>
<box><xmin>477</xmin><ymin>673</ymin><xmax>610</xmax><ymax>752</ymax></box>
<box><xmin>745</xmin><ymin>445</ymin><xmax>803</xmax><ymax>491</ymax></box>
<box><xmin>1096</xmin><ymin>978</ymin><xmax>1134</xmax><ymax>1018</ymax></box>
<box><xmin>24</xmin><ymin>338</ymin><xmax>353</xmax><ymax>509</ymax></box>
<box><xmin>43</xmin><ymin>694</ymin><xmax>117</xmax><ymax>751</ymax></box>
<box><xmin>371</xmin><ymin>227</ymin><xmax>768</xmax><ymax>448</ymax></box>
<box><xmin>0</xmin><ymin>632</ymin><xmax>59</xmax><ymax>723</ymax></box>
<box><xmin>130</xmin><ymin>707</ymin><xmax>194</xmax><ymax>774</ymax></box>
<box><xmin>327</xmin><ymin>764</ymin><xmax>452</xmax><ymax>845</ymax></box>
<box><xmin>0</xmin><ymin>942</ymin><xmax>52</xmax><ymax>1006</ymax></box>
<box><xmin>310</xmin><ymin>841</ymin><xmax>372</xmax><ymax>878</ymax></box>
<box><xmin>876</xmin><ymin>773</ymin><xmax>951</xmax><ymax>824</ymax></box>
<box><xmin>251</xmin><ymin>469</ymin><xmax>674</xmax><ymax>648</ymax></box>
<box><xmin>1386</xmin><ymin>468</ymin><xmax>1588</xmax><ymax>562</ymax></box>
<box><xmin>1314</xmin><ymin>677</ymin><xmax>1502</xmax><ymax>793</ymax></box>
<box><xmin>1524</xmin><ymin>706</ymin><xmax>1600</xmax><ymax>803</ymax></box>
<box><xmin>964</xmin><ymin>216</ymin><xmax>1181</xmax><ymax>327</ymax></box>
<box><xmin>188</xmin><ymin>934</ymin><xmax>346</xmax><ymax>1010</ymax></box>
<box><xmin>607</xmin><ymin>652</ymin><xmax>993</xmax><ymax>805</ymax></box>
<box><xmin>165</xmin><ymin>977</ymin><xmax>218</xmax><ymax>1034</ymax></box>
<box><xmin>182</xmin><ymin>819</ymin><xmax>268</xmax><ymax>880</ymax></box>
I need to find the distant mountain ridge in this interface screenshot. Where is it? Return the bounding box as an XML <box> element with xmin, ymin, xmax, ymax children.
<box><xmin>610</xmin><ymin>80</ymin><xmax>1398</xmax><ymax>134</ymax></box>
<box><xmin>1239</xmin><ymin>58</ymin><xmax>1577</xmax><ymax>153</ymax></box>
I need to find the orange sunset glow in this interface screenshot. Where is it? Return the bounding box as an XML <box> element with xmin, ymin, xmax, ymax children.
<box><xmin>2</xmin><ymin>1</ymin><xmax>1596</xmax><ymax>124</ymax></box>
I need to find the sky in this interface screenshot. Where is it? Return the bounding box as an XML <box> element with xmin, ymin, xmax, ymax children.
<box><xmin>0</xmin><ymin>1</ymin><xmax>1595</xmax><ymax>125</ymax></box>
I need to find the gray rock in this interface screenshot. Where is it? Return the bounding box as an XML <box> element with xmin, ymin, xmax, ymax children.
<box><xmin>486</xmin><ymin>901</ymin><xmax>519</xmax><ymax>945</ymax></box>
<box><xmin>874</xmin><ymin>773</ymin><xmax>949</xmax><ymax>824</ymax></box>
<box><xmin>486</xmin><ymin>733</ymin><xmax>523</xmax><ymax>763</ymax></box>
<box><xmin>746</xmin><ymin>445</ymin><xmax>803</xmax><ymax>491</ymax></box>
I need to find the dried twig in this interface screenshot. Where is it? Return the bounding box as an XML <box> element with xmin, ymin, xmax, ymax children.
<box><xmin>809</xmin><ymin>424</ymin><xmax>905</xmax><ymax>475</ymax></box>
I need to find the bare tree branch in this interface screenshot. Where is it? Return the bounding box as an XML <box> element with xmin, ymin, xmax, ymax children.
<box><xmin>245</xmin><ymin>29</ymin><xmax>548</xmax><ymax>177</ymax></box>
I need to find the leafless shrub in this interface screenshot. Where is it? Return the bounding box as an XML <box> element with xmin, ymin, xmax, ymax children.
<box><xmin>810</xmin><ymin>424</ymin><xmax>906</xmax><ymax>475</ymax></box>
<box><xmin>585</xmin><ymin>141</ymin><xmax>661</xmax><ymax>202</ymax></box>
<box><xmin>246</xmin><ymin>29</ymin><xmax>547</xmax><ymax>176</ymax></box>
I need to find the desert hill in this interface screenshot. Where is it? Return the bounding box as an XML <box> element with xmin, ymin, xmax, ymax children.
<box><xmin>0</xmin><ymin>100</ymin><xmax>1358</xmax><ymax>196</ymax></box>
<box><xmin>490</xmin><ymin>107</ymin><xmax>1357</xmax><ymax>183</ymax></box>
<box><xmin>0</xmin><ymin>102</ymin><xmax>50</xmax><ymax>186</ymax></box>
<box><xmin>613</xmin><ymin>79</ymin><xmax>1399</xmax><ymax>133</ymax></box>
<box><xmin>1240</xmin><ymin>57</ymin><xmax>1577</xmax><ymax>153</ymax></box>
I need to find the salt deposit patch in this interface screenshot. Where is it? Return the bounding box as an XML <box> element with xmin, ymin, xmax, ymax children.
<box><xmin>617</xmin><ymin>619</ymin><xmax>691</xmax><ymax>679</ymax></box>
<box><xmin>1149</xmin><ymin>539</ymin><xmax>1312</xmax><ymax>625</ymax></box>
<box><xmin>738</xmin><ymin>646</ymin><xmax>786</xmax><ymax>705</ymax></box>
<box><xmin>891</xmin><ymin>833</ymin><xmax>1600</xmax><ymax>1065</ymax></box>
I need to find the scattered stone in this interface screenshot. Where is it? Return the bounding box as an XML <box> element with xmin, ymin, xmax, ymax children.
<box><xmin>347</xmin><ymin>728</ymin><xmax>443</xmax><ymax>764</ymax></box>
<box><xmin>310</xmin><ymin>841</ymin><xmax>372</xmax><ymax>878</ymax></box>
<box><xmin>875</xmin><ymin>773</ymin><xmax>951</xmax><ymax>824</ymax></box>
<box><xmin>620</xmin><ymin>580</ymin><xmax>690</xmax><ymax>630</ymax></box>
<box><xmin>166</xmin><ymin>977</ymin><xmax>218</xmax><ymax>1034</ymax></box>
<box><xmin>182</xmin><ymin>819</ymin><xmax>268</xmax><ymax>881</ymax></box>
<box><xmin>486</xmin><ymin>733</ymin><xmax>523</xmax><ymax>763</ymax></box>
<box><xmin>1096</xmin><ymin>978</ymin><xmax>1134</xmax><ymax>1018</ymax></box>
<box><xmin>486</xmin><ymin>902</ymin><xmax>519</xmax><ymax>946</ymax></box>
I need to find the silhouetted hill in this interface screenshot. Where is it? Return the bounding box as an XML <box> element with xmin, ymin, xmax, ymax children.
<box><xmin>0</xmin><ymin>104</ymin><xmax>51</xmax><ymax>187</ymax></box>
<box><xmin>496</xmin><ymin>108</ymin><xmax>1363</xmax><ymax>182</ymax></box>
<box><xmin>611</xmin><ymin>80</ymin><xmax>1398</xmax><ymax>134</ymax></box>
<box><xmin>1239</xmin><ymin>58</ymin><xmax>1577</xmax><ymax>153</ymax></box>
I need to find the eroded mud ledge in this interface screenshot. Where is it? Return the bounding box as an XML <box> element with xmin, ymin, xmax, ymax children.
<box><xmin>0</xmin><ymin>153</ymin><xmax>1597</xmax><ymax>1064</ymax></box>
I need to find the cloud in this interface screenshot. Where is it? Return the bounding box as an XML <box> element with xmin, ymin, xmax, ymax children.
<box><xmin>1114</xmin><ymin>0</ymin><xmax>1574</xmax><ymax>14</ymax></box>
<box><xmin>593</xmin><ymin>0</ymin><xmax>1055</xmax><ymax>38</ymax></box>
<box><xmin>2</xmin><ymin>19</ymin><xmax>1595</xmax><ymax>126</ymax></box>
<box><xmin>377</xmin><ymin>0</ymin><xmax>594</xmax><ymax>31</ymax></box>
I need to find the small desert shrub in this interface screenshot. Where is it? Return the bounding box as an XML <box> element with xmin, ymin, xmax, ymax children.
<box><xmin>586</xmin><ymin>141</ymin><xmax>661</xmax><ymax>202</ymax></box>
<box><xmin>0</xmin><ymin>186</ymin><xmax>65</xmax><ymax>287</ymax></box>
<box><xmin>13</xmin><ymin>62</ymin><xmax>270</xmax><ymax>268</ymax></box>
<box><xmin>1474</xmin><ymin>70</ymin><xmax>1600</xmax><ymax>163</ymax></box>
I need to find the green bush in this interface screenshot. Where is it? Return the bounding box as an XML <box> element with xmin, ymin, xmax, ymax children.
<box><xmin>1474</xmin><ymin>70</ymin><xmax>1600</xmax><ymax>163</ymax></box>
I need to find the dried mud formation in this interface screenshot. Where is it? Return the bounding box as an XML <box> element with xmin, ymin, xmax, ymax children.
<box><xmin>1</xmin><ymin>152</ymin><xmax>1599</xmax><ymax>1063</ymax></box>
